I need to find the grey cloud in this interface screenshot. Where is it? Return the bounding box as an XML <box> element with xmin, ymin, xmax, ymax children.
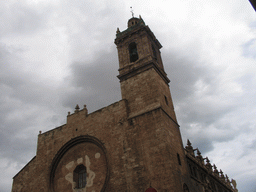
<box><xmin>62</xmin><ymin>46</ymin><xmax>121</xmax><ymax>112</ymax></box>
<box><xmin>161</xmin><ymin>49</ymin><xmax>242</xmax><ymax>154</ymax></box>
<box><xmin>0</xmin><ymin>1</ymin><xmax>50</xmax><ymax>36</ymax></box>
<box><xmin>236</xmin><ymin>175</ymin><xmax>256</xmax><ymax>192</ymax></box>
<box><xmin>0</xmin><ymin>43</ymin><xmax>67</xmax><ymax>168</ymax></box>
<box><xmin>0</xmin><ymin>44</ymin><xmax>38</xmax><ymax>164</ymax></box>
<box><xmin>162</xmin><ymin>49</ymin><xmax>215</xmax><ymax>103</ymax></box>
<box><xmin>0</xmin><ymin>44</ymin><xmax>55</xmax><ymax>107</ymax></box>
<box><xmin>189</xmin><ymin>137</ymin><xmax>214</xmax><ymax>154</ymax></box>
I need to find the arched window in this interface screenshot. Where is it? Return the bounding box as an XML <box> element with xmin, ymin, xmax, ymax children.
<box><xmin>73</xmin><ymin>164</ymin><xmax>86</xmax><ymax>189</ymax></box>
<box><xmin>129</xmin><ymin>42</ymin><xmax>139</xmax><ymax>62</ymax></box>
<box><xmin>183</xmin><ymin>183</ymin><xmax>189</xmax><ymax>192</ymax></box>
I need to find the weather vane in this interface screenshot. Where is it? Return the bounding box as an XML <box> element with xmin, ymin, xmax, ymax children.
<box><xmin>130</xmin><ymin>6</ymin><xmax>134</xmax><ymax>17</ymax></box>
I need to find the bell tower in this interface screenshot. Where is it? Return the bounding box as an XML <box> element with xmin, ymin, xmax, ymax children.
<box><xmin>115</xmin><ymin>16</ymin><xmax>177</xmax><ymax>123</ymax></box>
<box><xmin>114</xmin><ymin>17</ymin><xmax>191</xmax><ymax>191</ymax></box>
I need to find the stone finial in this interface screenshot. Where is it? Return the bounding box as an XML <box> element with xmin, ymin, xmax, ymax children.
<box><xmin>196</xmin><ymin>148</ymin><xmax>201</xmax><ymax>156</ymax></box>
<box><xmin>116</xmin><ymin>27</ymin><xmax>120</xmax><ymax>34</ymax></box>
<box><xmin>219</xmin><ymin>169</ymin><xmax>225</xmax><ymax>181</ymax></box>
<box><xmin>39</xmin><ymin>130</ymin><xmax>42</xmax><ymax>134</ymax></box>
<box><xmin>83</xmin><ymin>105</ymin><xmax>88</xmax><ymax>116</ymax></box>
<box><xmin>75</xmin><ymin>104</ymin><xmax>80</xmax><ymax>113</ymax></box>
<box><xmin>185</xmin><ymin>139</ymin><xmax>195</xmax><ymax>156</ymax></box>
<box><xmin>213</xmin><ymin>164</ymin><xmax>219</xmax><ymax>177</ymax></box>
<box><xmin>68</xmin><ymin>111</ymin><xmax>71</xmax><ymax>115</ymax></box>
<box><xmin>225</xmin><ymin>174</ymin><xmax>231</xmax><ymax>186</ymax></box>
<box><xmin>205</xmin><ymin>157</ymin><xmax>212</xmax><ymax>172</ymax></box>
<box><xmin>231</xmin><ymin>179</ymin><xmax>238</xmax><ymax>190</ymax></box>
<box><xmin>196</xmin><ymin>148</ymin><xmax>204</xmax><ymax>165</ymax></box>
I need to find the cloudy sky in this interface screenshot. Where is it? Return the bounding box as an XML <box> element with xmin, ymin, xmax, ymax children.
<box><xmin>0</xmin><ymin>0</ymin><xmax>255</xmax><ymax>191</ymax></box>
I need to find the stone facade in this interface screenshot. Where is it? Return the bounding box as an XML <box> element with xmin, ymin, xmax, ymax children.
<box><xmin>12</xmin><ymin>17</ymin><xmax>238</xmax><ymax>192</ymax></box>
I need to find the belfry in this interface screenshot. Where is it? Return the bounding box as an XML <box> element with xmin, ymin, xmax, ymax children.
<box><xmin>12</xmin><ymin>16</ymin><xmax>237</xmax><ymax>192</ymax></box>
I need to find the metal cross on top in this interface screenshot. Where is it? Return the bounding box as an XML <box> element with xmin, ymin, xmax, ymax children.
<box><xmin>130</xmin><ymin>6</ymin><xmax>134</xmax><ymax>17</ymax></box>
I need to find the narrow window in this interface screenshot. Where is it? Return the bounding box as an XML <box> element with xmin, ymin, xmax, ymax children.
<box><xmin>74</xmin><ymin>164</ymin><xmax>86</xmax><ymax>189</ymax></box>
<box><xmin>177</xmin><ymin>153</ymin><xmax>181</xmax><ymax>165</ymax></box>
<box><xmin>129</xmin><ymin>42</ymin><xmax>139</xmax><ymax>62</ymax></box>
<box><xmin>78</xmin><ymin>169</ymin><xmax>86</xmax><ymax>188</ymax></box>
<box><xmin>164</xmin><ymin>95</ymin><xmax>169</xmax><ymax>105</ymax></box>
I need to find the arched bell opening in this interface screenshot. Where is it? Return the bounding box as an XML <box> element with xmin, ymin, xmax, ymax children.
<box><xmin>129</xmin><ymin>42</ymin><xmax>139</xmax><ymax>62</ymax></box>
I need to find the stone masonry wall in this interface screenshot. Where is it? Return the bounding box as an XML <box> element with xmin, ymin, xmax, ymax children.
<box><xmin>12</xmin><ymin>100</ymin><xmax>131</xmax><ymax>192</ymax></box>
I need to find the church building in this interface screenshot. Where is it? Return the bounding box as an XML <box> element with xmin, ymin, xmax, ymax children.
<box><xmin>12</xmin><ymin>16</ymin><xmax>238</xmax><ymax>192</ymax></box>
